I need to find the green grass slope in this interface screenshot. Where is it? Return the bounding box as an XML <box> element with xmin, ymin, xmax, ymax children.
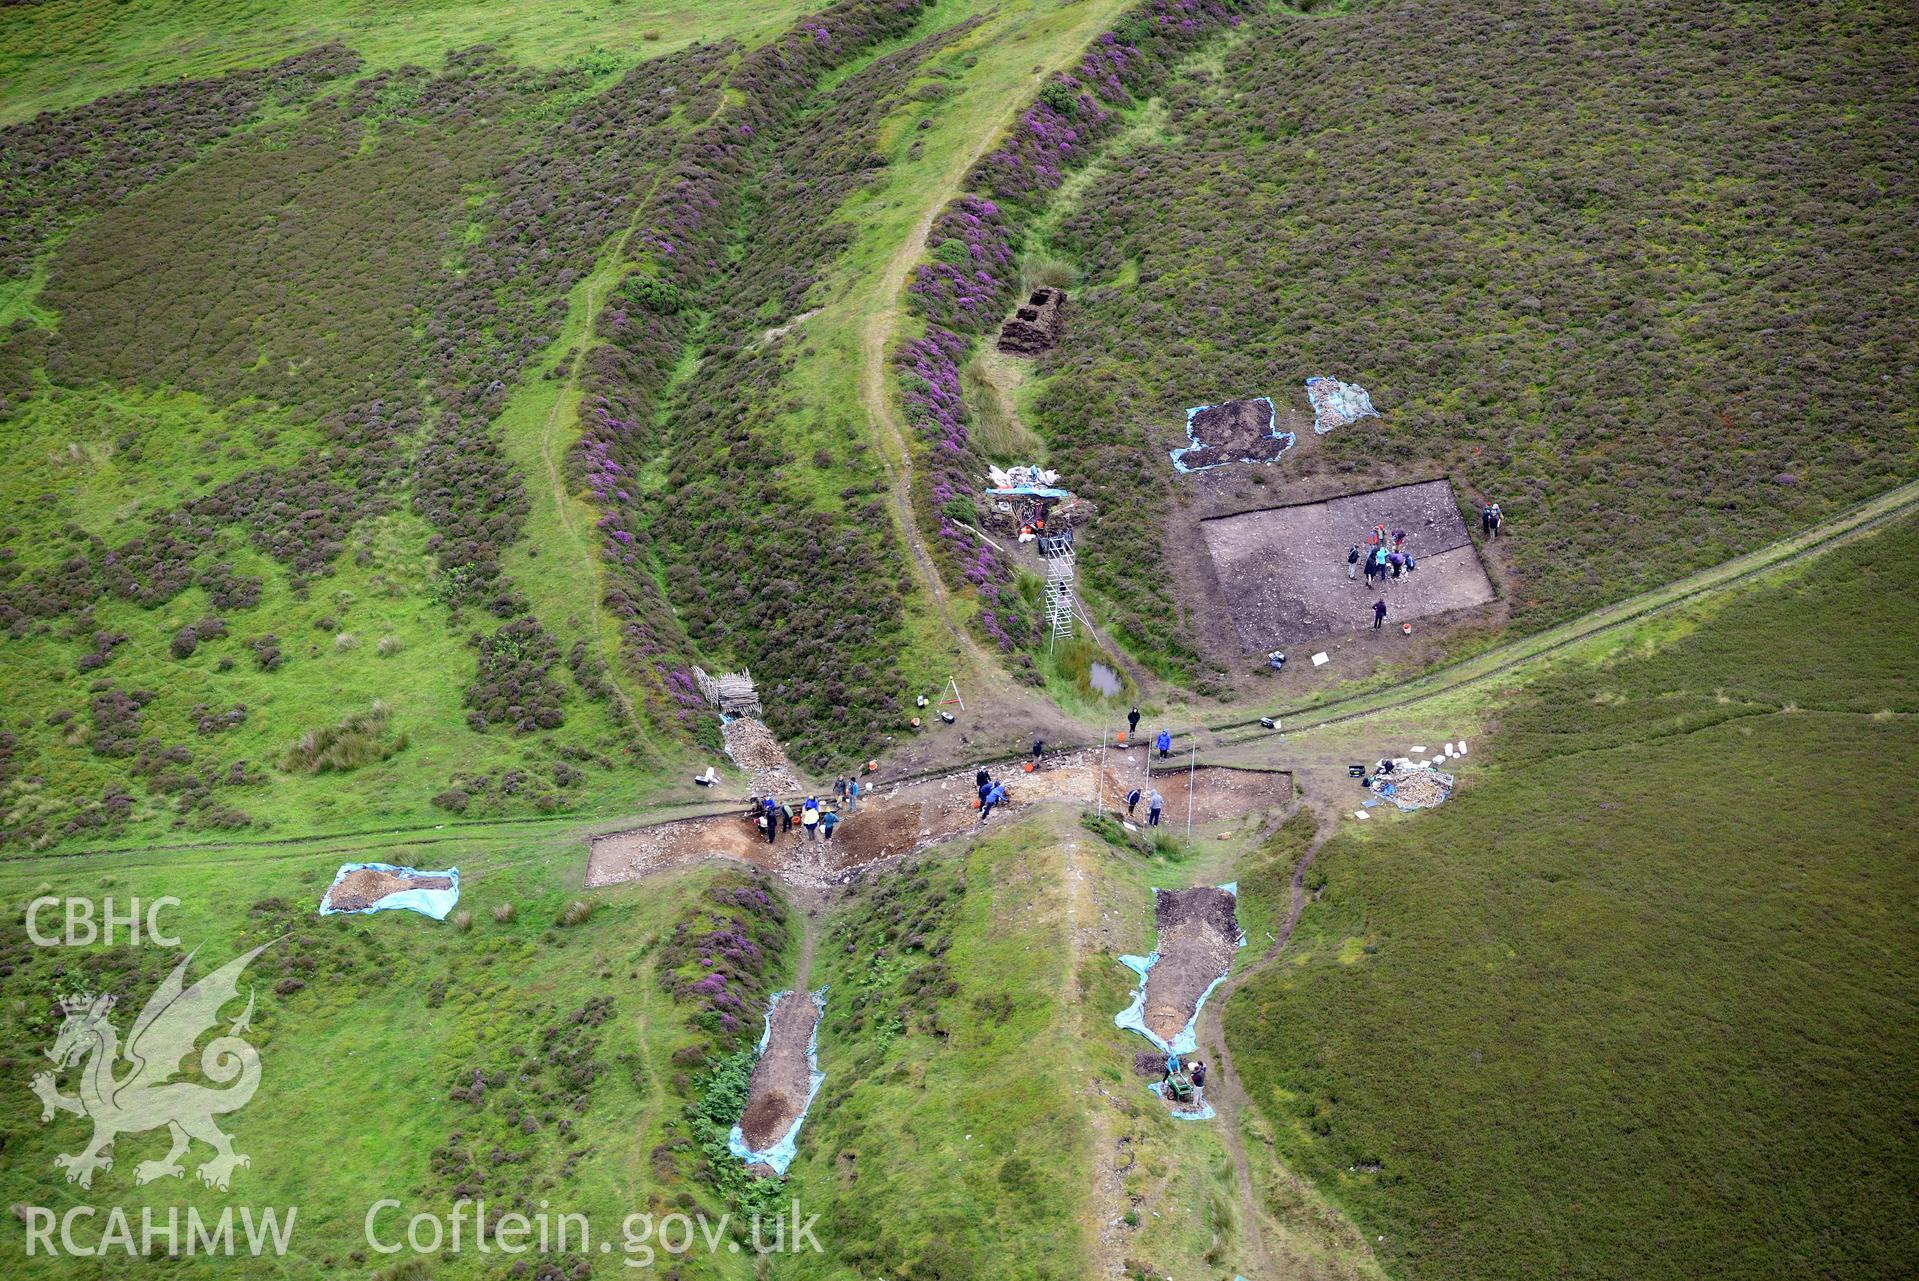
<box><xmin>0</xmin><ymin>826</ymin><xmax>788</xmax><ymax>1279</ymax></box>
<box><xmin>1226</xmin><ymin>519</ymin><xmax>1919</xmax><ymax>1279</ymax></box>
<box><xmin>0</xmin><ymin>0</ymin><xmax>817</xmax><ymax>125</ymax></box>
<box><xmin>788</xmin><ymin>823</ymin><xmax>1097</xmax><ymax>1279</ymax></box>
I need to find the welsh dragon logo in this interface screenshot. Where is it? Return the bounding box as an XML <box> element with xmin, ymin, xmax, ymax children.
<box><xmin>32</xmin><ymin>943</ymin><xmax>270</xmax><ymax>1190</ymax></box>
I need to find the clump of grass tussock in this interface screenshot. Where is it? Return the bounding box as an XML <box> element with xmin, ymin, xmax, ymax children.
<box><xmin>451</xmin><ymin>910</ymin><xmax>472</xmax><ymax>933</ymax></box>
<box><xmin>557</xmin><ymin>899</ymin><xmax>595</xmax><ymax>927</ymax></box>
<box><xmin>377</xmin><ymin>634</ymin><xmax>403</xmax><ymax>657</ymax></box>
<box><xmin>1019</xmin><ymin>251</ymin><xmax>1077</xmax><ymax>295</ymax></box>
<box><xmin>280</xmin><ymin>700</ymin><xmax>407</xmax><ymax>774</ymax></box>
<box><xmin>492</xmin><ymin>901</ymin><xmax>516</xmax><ymax>924</ymax></box>
<box><xmin>960</xmin><ymin>354</ymin><xmax>1043</xmax><ymax>460</ymax></box>
<box><xmin>333</xmin><ymin>631</ymin><xmax>358</xmax><ymax>653</ymax></box>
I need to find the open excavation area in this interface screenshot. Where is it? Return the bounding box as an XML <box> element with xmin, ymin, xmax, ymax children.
<box><xmin>1141</xmin><ymin>886</ymin><xmax>1241</xmax><ymax>1046</ymax></box>
<box><xmin>1200</xmin><ymin>478</ymin><xmax>1496</xmax><ymax>648</ymax></box>
<box><xmin>585</xmin><ymin>754</ymin><xmax>1291</xmax><ymax>888</ymax></box>
<box><xmin>3</xmin><ymin>0</ymin><xmax>1912</xmax><ymax>1276</ymax></box>
<box><xmin>735</xmin><ymin>989</ymin><xmax>825</xmax><ymax>1170</ymax></box>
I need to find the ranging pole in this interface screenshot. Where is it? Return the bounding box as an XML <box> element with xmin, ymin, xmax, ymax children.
<box><xmin>1186</xmin><ymin>738</ymin><xmax>1197</xmax><ymax>841</ymax></box>
<box><xmin>1095</xmin><ymin>728</ymin><xmax>1107</xmax><ymax>817</ymax></box>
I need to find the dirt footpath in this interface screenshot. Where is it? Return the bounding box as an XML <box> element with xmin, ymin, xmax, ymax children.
<box><xmin>1199</xmin><ymin>478</ymin><xmax>1495</xmax><ymax>647</ymax></box>
<box><xmin>739</xmin><ymin>992</ymin><xmax>823</xmax><ymax>1151</ymax></box>
<box><xmin>1143</xmin><ymin>887</ymin><xmax>1241</xmax><ymax>1043</ymax></box>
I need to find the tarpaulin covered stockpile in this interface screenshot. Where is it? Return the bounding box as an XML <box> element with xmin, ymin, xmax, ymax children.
<box><xmin>1305</xmin><ymin>376</ymin><xmax>1379</xmax><ymax>434</ymax></box>
<box><xmin>318</xmin><ymin>863</ymin><xmax>461</xmax><ymax>919</ymax></box>
<box><xmin>727</xmin><ymin>988</ymin><xmax>828</xmax><ymax>1176</ymax></box>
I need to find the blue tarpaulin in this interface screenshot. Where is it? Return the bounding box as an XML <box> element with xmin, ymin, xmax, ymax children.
<box><xmin>1305</xmin><ymin>376</ymin><xmax>1379</xmax><ymax>434</ymax></box>
<box><xmin>1170</xmin><ymin>398</ymin><xmax>1296</xmax><ymax>473</ymax></box>
<box><xmin>1113</xmin><ymin>882</ymin><xmax>1245</xmax><ymax>1055</ymax></box>
<box><xmin>727</xmin><ymin>988</ymin><xmax>828</xmax><ymax>1176</ymax></box>
<box><xmin>319</xmin><ymin>863</ymin><xmax>460</xmax><ymax>920</ymax></box>
<box><xmin>985</xmin><ymin>485</ymin><xmax>1074</xmax><ymax>499</ymax></box>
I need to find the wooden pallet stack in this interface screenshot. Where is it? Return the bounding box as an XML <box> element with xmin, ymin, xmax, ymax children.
<box><xmin>693</xmin><ymin>665</ymin><xmax>762</xmax><ymax>716</ymax></box>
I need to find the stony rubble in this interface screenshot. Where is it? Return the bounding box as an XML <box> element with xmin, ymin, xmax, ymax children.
<box><xmin>721</xmin><ymin>716</ymin><xmax>804</xmax><ymax>795</ymax></box>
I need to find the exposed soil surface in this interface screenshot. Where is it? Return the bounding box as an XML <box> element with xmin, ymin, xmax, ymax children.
<box><xmin>739</xmin><ymin>991</ymin><xmax>822</xmax><ymax>1151</ymax></box>
<box><xmin>1142</xmin><ymin>886</ymin><xmax>1240</xmax><ymax>1043</ymax></box>
<box><xmin>1200</xmin><ymin>477</ymin><xmax>1495</xmax><ymax>648</ymax></box>
<box><xmin>1176</xmin><ymin>396</ymin><xmax>1293</xmax><ymax>470</ymax></box>
<box><xmin>323</xmin><ymin>867</ymin><xmax>452</xmax><ymax>912</ymax></box>
<box><xmin>1136</xmin><ymin>762</ymin><xmax>1292</xmax><ymax>825</ymax></box>
<box><xmin>586</xmin><ymin>753</ymin><xmax>1290</xmax><ymax>888</ymax></box>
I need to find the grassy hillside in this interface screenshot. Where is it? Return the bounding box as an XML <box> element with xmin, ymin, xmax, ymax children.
<box><xmin>1226</xmin><ymin>518</ymin><xmax>1919</xmax><ymax>1280</ymax></box>
<box><xmin>0</xmin><ymin>0</ymin><xmax>1181</xmax><ymax>852</ymax></box>
<box><xmin>0</xmin><ymin>824</ymin><xmax>792</xmax><ymax>1280</ymax></box>
<box><xmin>1015</xmin><ymin>0</ymin><xmax>1916</xmax><ymax>675</ymax></box>
<box><xmin>0</xmin><ymin>1</ymin><xmax>975</xmax><ymax>851</ymax></box>
<box><xmin>0</xmin><ymin>0</ymin><xmax>819</xmax><ymax>125</ymax></box>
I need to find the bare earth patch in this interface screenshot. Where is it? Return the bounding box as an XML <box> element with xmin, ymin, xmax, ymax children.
<box><xmin>322</xmin><ymin>868</ymin><xmax>453</xmax><ymax>912</ymax></box>
<box><xmin>586</xmin><ymin>754</ymin><xmax>1290</xmax><ymax>888</ymax></box>
<box><xmin>1199</xmin><ymin>478</ymin><xmax>1494</xmax><ymax>647</ymax></box>
<box><xmin>739</xmin><ymin>992</ymin><xmax>823</xmax><ymax>1152</ymax></box>
<box><xmin>1142</xmin><ymin>886</ymin><xmax>1240</xmax><ymax>1044</ymax></box>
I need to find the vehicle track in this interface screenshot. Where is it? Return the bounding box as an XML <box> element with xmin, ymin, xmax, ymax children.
<box><xmin>1198</xmin><ymin>806</ymin><xmax>1343</xmax><ymax>1277</ymax></box>
<box><xmin>37</xmin><ymin>477</ymin><xmax>1913</xmax><ymax>868</ymax></box>
<box><xmin>1202</xmin><ymin>477</ymin><xmax>1919</xmax><ymax>752</ymax></box>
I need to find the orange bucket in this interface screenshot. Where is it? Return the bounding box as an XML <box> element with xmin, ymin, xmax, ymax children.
<box><xmin>1115</xmin><ymin>731</ymin><xmax>1127</xmax><ymax>745</ymax></box>
<box><xmin>1023</xmin><ymin>761</ymin><xmax>1036</xmax><ymax>773</ymax></box>
<box><xmin>973</xmin><ymin>797</ymin><xmax>981</xmax><ymax>809</ymax></box>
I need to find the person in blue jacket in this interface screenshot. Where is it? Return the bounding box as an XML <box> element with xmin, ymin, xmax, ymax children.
<box><xmin>1156</xmin><ymin>728</ymin><xmax>1172</xmax><ymax>758</ymax></box>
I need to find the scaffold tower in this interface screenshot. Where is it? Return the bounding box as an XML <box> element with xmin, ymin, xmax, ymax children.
<box><xmin>1038</xmin><ymin>529</ymin><xmax>1077</xmax><ymax>649</ymax></box>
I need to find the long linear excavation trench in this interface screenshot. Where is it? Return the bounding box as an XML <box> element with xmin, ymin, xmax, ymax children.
<box><xmin>1137</xmin><ymin>886</ymin><xmax>1241</xmax><ymax>1051</ymax></box>
<box><xmin>730</xmin><ymin>909</ymin><xmax>825</xmax><ymax>1176</ymax></box>
<box><xmin>734</xmin><ymin>989</ymin><xmax>826</xmax><ymax>1171</ymax></box>
<box><xmin>586</xmin><ymin>753</ymin><xmax>1292</xmax><ymax>887</ymax></box>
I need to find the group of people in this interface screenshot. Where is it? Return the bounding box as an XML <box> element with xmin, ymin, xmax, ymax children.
<box><xmin>1124</xmin><ymin>784</ymin><xmax>1166</xmax><ymax>827</ymax></box>
<box><xmin>1480</xmin><ymin>502</ymin><xmax>1504</xmax><ymax>538</ymax></box>
<box><xmin>1344</xmin><ymin>527</ymin><xmax>1415</xmax><ymax>632</ymax></box>
<box><xmin>748</xmin><ymin>783</ymin><xmax>857</xmax><ymax>845</ymax></box>
<box><xmin>1162</xmin><ymin>1053</ymin><xmax>1207</xmax><ymax>1089</ymax></box>
<box><xmin>1347</xmin><ymin>526</ymin><xmax>1418</xmax><ymax>588</ymax></box>
<box><xmin>976</xmin><ymin>767</ymin><xmax>1009</xmax><ymax>821</ymax></box>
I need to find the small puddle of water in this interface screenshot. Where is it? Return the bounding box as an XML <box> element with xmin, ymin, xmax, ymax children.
<box><xmin>1089</xmin><ymin>661</ymin><xmax>1122</xmax><ymax>697</ymax></box>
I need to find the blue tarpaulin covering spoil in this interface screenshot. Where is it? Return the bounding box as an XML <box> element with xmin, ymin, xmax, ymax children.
<box><xmin>1113</xmin><ymin>882</ymin><xmax>1245</xmax><ymax>1055</ymax></box>
<box><xmin>727</xmin><ymin>988</ymin><xmax>828</xmax><ymax>1176</ymax></box>
<box><xmin>318</xmin><ymin>863</ymin><xmax>460</xmax><ymax>919</ymax></box>
<box><xmin>985</xmin><ymin>485</ymin><xmax>1074</xmax><ymax>499</ymax></box>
